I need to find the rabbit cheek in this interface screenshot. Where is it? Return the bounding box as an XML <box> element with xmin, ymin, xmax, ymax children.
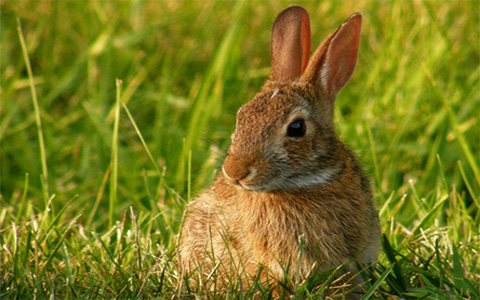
<box><xmin>282</xmin><ymin>139</ymin><xmax>314</xmax><ymax>164</ymax></box>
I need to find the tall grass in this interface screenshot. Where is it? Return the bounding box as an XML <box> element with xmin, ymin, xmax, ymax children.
<box><xmin>1</xmin><ymin>1</ymin><xmax>479</xmax><ymax>298</ymax></box>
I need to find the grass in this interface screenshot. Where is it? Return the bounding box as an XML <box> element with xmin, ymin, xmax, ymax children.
<box><xmin>1</xmin><ymin>0</ymin><xmax>479</xmax><ymax>298</ymax></box>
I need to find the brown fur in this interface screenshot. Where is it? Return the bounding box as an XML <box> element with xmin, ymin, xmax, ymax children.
<box><xmin>178</xmin><ymin>6</ymin><xmax>380</xmax><ymax>297</ymax></box>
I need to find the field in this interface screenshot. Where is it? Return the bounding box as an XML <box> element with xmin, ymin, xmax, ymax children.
<box><xmin>1</xmin><ymin>1</ymin><xmax>479</xmax><ymax>299</ymax></box>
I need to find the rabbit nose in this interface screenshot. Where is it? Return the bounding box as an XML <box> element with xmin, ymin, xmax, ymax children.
<box><xmin>223</xmin><ymin>155</ymin><xmax>252</xmax><ymax>181</ymax></box>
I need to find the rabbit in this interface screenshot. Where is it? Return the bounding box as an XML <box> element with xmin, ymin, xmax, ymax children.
<box><xmin>178</xmin><ymin>5</ymin><xmax>380</xmax><ymax>297</ymax></box>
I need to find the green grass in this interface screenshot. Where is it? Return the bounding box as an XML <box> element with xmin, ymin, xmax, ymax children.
<box><xmin>1</xmin><ymin>1</ymin><xmax>479</xmax><ymax>298</ymax></box>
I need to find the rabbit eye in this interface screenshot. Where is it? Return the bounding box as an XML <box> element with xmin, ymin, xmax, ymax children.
<box><xmin>287</xmin><ymin>118</ymin><xmax>306</xmax><ymax>138</ymax></box>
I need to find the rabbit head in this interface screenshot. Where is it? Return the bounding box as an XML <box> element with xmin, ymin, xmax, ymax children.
<box><xmin>222</xmin><ymin>6</ymin><xmax>362</xmax><ymax>192</ymax></box>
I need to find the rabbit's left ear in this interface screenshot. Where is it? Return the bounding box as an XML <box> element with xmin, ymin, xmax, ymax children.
<box><xmin>270</xmin><ymin>6</ymin><xmax>311</xmax><ymax>81</ymax></box>
<box><xmin>301</xmin><ymin>13</ymin><xmax>362</xmax><ymax>101</ymax></box>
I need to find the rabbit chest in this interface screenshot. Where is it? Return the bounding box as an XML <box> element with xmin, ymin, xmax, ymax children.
<box><xmin>214</xmin><ymin>173</ymin><xmax>373</xmax><ymax>277</ymax></box>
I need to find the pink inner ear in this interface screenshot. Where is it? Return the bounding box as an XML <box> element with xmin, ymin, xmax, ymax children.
<box><xmin>321</xmin><ymin>14</ymin><xmax>361</xmax><ymax>98</ymax></box>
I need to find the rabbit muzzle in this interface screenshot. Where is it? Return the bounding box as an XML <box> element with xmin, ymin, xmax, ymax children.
<box><xmin>222</xmin><ymin>154</ymin><xmax>258</xmax><ymax>189</ymax></box>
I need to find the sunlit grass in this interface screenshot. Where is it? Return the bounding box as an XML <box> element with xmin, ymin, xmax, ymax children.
<box><xmin>1</xmin><ymin>1</ymin><xmax>479</xmax><ymax>298</ymax></box>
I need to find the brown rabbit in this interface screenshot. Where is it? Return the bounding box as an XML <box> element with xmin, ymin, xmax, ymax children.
<box><xmin>178</xmin><ymin>5</ymin><xmax>380</xmax><ymax>296</ymax></box>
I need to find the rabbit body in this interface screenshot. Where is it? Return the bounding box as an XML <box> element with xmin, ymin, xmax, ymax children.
<box><xmin>178</xmin><ymin>6</ymin><xmax>380</xmax><ymax>289</ymax></box>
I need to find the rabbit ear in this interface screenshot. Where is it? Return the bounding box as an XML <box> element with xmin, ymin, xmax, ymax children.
<box><xmin>301</xmin><ymin>13</ymin><xmax>362</xmax><ymax>100</ymax></box>
<box><xmin>270</xmin><ymin>6</ymin><xmax>311</xmax><ymax>81</ymax></box>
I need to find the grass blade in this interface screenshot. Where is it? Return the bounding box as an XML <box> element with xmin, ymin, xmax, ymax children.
<box><xmin>109</xmin><ymin>79</ymin><xmax>122</xmax><ymax>227</ymax></box>
<box><xmin>363</xmin><ymin>263</ymin><xmax>395</xmax><ymax>300</ymax></box>
<box><xmin>17</xmin><ymin>19</ymin><xmax>49</xmax><ymax>202</ymax></box>
<box><xmin>123</xmin><ymin>104</ymin><xmax>161</xmax><ymax>177</ymax></box>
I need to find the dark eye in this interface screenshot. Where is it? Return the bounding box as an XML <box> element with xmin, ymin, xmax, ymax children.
<box><xmin>287</xmin><ymin>118</ymin><xmax>306</xmax><ymax>138</ymax></box>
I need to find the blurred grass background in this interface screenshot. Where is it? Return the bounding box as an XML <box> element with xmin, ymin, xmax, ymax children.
<box><xmin>1</xmin><ymin>0</ymin><xmax>479</xmax><ymax>298</ymax></box>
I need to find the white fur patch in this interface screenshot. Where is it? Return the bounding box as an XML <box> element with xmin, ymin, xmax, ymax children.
<box><xmin>290</xmin><ymin>169</ymin><xmax>337</xmax><ymax>189</ymax></box>
<box><xmin>222</xmin><ymin>165</ymin><xmax>230</xmax><ymax>180</ymax></box>
<box><xmin>248</xmin><ymin>169</ymin><xmax>338</xmax><ymax>192</ymax></box>
<box><xmin>270</xmin><ymin>88</ymin><xmax>280</xmax><ymax>99</ymax></box>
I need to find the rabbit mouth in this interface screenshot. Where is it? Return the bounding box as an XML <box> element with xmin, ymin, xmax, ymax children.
<box><xmin>232</xmin><ymin>181</ymin><xmax>275</xmax><ymax>192</ymax></box>
<box><xmin>224</xmin><ymin>169</ymin><xmax>289</xmax><ymax>192</ymax></box>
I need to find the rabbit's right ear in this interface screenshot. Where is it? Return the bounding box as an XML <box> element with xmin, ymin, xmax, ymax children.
<box><xmin>270</xmin><ymin>6</ymin><xmax>311</xmax><ymax>81</ymax></box>
<box><xmin>301</xmin><ymin>13</ymin><xmax>362</xmax><ymax>101</ymax></box>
